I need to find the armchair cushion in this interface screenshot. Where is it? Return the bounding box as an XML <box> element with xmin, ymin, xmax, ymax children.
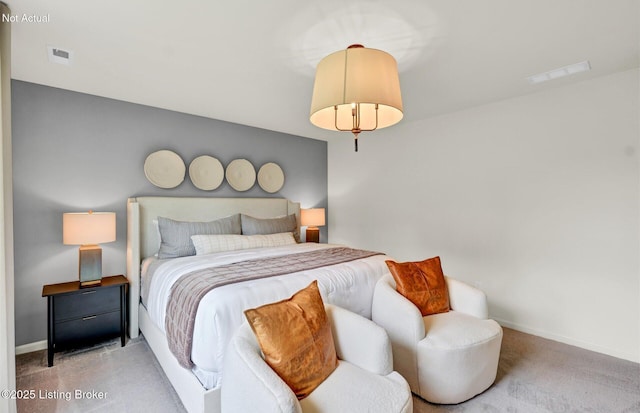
<box><xmin>244</xmin><ymin>280</ymin><xmax>338</xmax><ymax>399</ymax></box>
<box><xmin>300</xmin><ymin>361</ymin><xmax>412</xmax><ymax>413</ymax></box>
<box><xmin>385</xmin><ymin>256</ymin><xmax>450</xmax><ymax>316</ymax></box>
<box><xmin>421</xmin><ymin>311</ymin><xmax>501</xmax><ymax>349</ymax></box>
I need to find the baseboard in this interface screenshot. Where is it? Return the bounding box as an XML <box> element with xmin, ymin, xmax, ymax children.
<box><xmin>493</xmin><ymin>317</ymin><xmax>639</xmax><ymax>363</ymax></box>
<box><xmin>15</xmin><ymin>340</ymin><xmax>47</xmax><ymax>355</ymax></box>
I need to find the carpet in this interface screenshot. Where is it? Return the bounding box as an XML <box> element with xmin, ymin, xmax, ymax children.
<box><xmin>16</xmin><ymin>328</ymin><xmax>640</xmax><ymax>412</ymax></box>
<box><xmin>16</xmin><ymin>338</ymin><xmax>185</xmax><ymax>413</ymax></box>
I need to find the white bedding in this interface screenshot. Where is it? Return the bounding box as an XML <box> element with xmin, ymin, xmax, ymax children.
<box><xmin>141</xmin><ymin>243</ymin><xmax>390</xmax><ymax>389</ymax></box>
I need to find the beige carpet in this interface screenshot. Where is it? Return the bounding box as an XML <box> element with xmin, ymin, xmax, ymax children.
<box><xmin>15</xmin><ymin>328</ymin><xmax>640</xmax><ymax>413</ymax></box>
<box><xmin>16</xmin><ymin>338</ymin><xmax>184</xmax><ymax>413</ymax></box>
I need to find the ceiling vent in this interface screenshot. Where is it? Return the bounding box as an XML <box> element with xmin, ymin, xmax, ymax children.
<box><xmin>527</xmin><ymin>61</ymin><xmax>591</xmax><ymax>84</ymax></box>
<box><xmin>47</xmin><ymin>46</ymin><xmax>73</xmax><ymax>66</ymax></box>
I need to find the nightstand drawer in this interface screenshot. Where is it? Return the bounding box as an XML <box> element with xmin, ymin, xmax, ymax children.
<box><xmin>54</xmin><ymin>287</ymin><xmax>120</xmax><ymax>321</ymax></box>
<box><xmin>54</xmin><ymin>310</ymin><xmax>121</xmax><ymax>347</ymax></box>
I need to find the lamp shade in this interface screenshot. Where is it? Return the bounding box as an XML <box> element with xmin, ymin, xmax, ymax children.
<box><xmin>63</xmin><ymin>212</ymin><xmax>116</xmax><ymax>245</ymax></box>
<box><xmin>310</xmin><ymin>45</ymin><xmax>403</xmax><ymax>132</ymax></box>
<box><xmin>301</xmin><ymin>208</ymin><xmax>326</xmax><ymax>227</ymax></box>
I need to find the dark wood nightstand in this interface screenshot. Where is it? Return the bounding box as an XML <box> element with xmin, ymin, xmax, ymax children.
<box><xmin>42</xmin><ymin>274</ymin><xmax>128</xmax><ymax>367</ymax></box>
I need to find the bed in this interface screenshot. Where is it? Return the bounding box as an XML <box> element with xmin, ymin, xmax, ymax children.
<box><xmin>126</xmin><ymin>197</ymin><xmax>391</xmax><ymax>413</ymax></box>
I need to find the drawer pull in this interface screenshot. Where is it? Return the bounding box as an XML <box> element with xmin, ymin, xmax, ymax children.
<box><xmin>82</xmin><ymin>315</ymin><xmax>97</xmax><ymax>321</ymax></box>
<box><xmin>81</xmin><ymin>291</ymin><xmax>97</xmax><ymax>295</ymax></box>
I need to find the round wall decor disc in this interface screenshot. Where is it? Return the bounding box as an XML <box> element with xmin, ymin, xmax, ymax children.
<box><xmin>257</xmin><ymin>162</ymin><xmax>285</xmax><ymax>193</ymax></box>
<box><xmin>144</xmin><ymin>150</ymin><xmax>185</xmax><ymax>189</ymax></box>
<box><xmin>189</xmin><ymin>155</ymin><xmax>224</xmax><ymax>190</ymax></box>
<box><xmin>225</xmin><ymin>159</ymin><xmax>256</xmax><ymax>191</ymax></box>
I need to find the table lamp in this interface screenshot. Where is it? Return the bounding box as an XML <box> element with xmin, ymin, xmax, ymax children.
<box><xmin>63</xmin><ymin>211</ymin><xmax>116</xmax><ymax>287</ymax></box>
<box><xmin>301</xmin><ymin>208</ymin><xmax>325</xmax><ymax>243</ymax></box>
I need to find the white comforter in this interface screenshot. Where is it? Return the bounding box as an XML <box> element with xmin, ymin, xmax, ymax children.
<box><xmin>142</xmin><ymin>243</ymin><xmax>390</xmax><ymax>389</ymax></box>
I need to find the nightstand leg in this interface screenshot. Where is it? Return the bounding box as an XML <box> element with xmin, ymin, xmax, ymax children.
<box><xmin>47</xmin><ymin>297</ymin><xmax>54</xmax><ymax>367</ymax></box>
<box><xmin>120</xmin><ymin>284</ymin><xmax>126</xmax><ymax>347</ymax></box>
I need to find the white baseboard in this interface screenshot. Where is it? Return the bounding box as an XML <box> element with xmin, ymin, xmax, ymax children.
<box><xmin>15</xmin><ymin>340</ymin><xmax>47</xmax><ymax>355</ymax></box>
<box><xmin>493</xmin><ymin>317</ymin><xmax>639</xmax><ymax>363</ymax></box>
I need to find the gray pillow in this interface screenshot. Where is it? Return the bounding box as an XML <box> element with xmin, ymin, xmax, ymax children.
<box><xmin>157</xmin><ymin>214</ymin><xmax>241</xmax><ymax>259</ymax></box>
<box><xmin>241</xmin><ymin>214</ymin><xmax>299</xmax><ymax>242</ymax></box>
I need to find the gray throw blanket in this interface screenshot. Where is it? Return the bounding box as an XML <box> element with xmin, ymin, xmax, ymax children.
<box><xmin>165</xmin><ymin>247</ymin><xmax>383</xmax><ymax>368</ymax></box>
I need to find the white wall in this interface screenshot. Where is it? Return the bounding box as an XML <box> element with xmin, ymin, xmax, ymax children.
<box><xmin>328</xmin><ymin>69</ymin><xmax>639</xmax><ymax>362</ymax></box>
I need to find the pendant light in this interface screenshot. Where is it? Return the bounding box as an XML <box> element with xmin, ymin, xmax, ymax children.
<box><xmin>310</xmin><ymin>44</ymin><xmax>403</xmax><ymax>151</ymax></box>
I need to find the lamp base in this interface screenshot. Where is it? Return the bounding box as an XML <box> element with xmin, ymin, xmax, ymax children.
<box><xmin>79</xmin><ymin>245</ymin><xmax>103</xmax><ymax>288</ymax></box>
<box><xmin>80</xmin><ymin>279</ymin><xmax>102</xmax><ymax>288</ymax></box>
<box><xmin>306</xmin><ymin>227</ymin><xmax>320</xmax><ymax>243</ymax></box>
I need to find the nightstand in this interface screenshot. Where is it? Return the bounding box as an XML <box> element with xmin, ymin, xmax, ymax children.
<box><xmin>42</xmin><ymin>274</ymin><xmax>128</xmax><ymax>367</ymax></box>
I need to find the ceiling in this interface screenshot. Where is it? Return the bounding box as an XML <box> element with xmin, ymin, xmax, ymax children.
<box><xmin>7</xmin><ymin>0</ymin><xmax>639</xmax><ymax>141</ymax></box>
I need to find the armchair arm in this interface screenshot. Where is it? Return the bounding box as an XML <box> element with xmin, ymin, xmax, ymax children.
<box><xmin>372</xmin><ymin>275</ymin><xmax>425</xmax><ymax>343</ymax></box>
<box><xmin>371</xmin><ymin>275</ymin><xmax>425</xmax><ymax>391</ymax></box>
<box><xmin>325</xmin><ymin>304</ymin><xmax>393</xmax><ymax>376</ymax></box>
<box><xmin>222</xmin><ymin>324</ymin><xmax>301</xmax><ymax>413</ymax></box>
<box><xmin>445</xmin><ymin>276</ymin><xmax>489</xmax><ymax>319</ymax></box>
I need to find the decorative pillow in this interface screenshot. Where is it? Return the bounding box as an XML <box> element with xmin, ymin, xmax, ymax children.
<box><xmin>244</xmin><ymin>280</ymin><xmax>338</xmax><ymax>400</ymax></box>
<box><xmin>157</xmin><ymin>214</ymin><xmax>241</xmax><ymax>259</ymax></box>
<box><xmin>241</xmin><ymin>214</ymin><xmax>299</xmax><ymax>242</ymax></box>
<box><xmin>191</xmin><ymin>232</ymin><xmax>296</xmax><ymax>255</ymax></box>
<box><xmin>385</xmin><ymin>256</ymin><xmax>450</xmax><ymax>316</ymax></box>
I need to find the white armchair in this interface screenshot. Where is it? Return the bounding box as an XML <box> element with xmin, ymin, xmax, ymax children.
<box><xmin>372</xmin><ymin>274</ymin><xmax>503</xmax><ymax>404</ymax></box>
<box><xmin>222</xmin><ymin>304</ymin><xmax>413</xmax><ymax>413</ymax></box>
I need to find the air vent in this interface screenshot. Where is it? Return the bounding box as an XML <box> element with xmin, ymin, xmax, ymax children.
<box><xmin>52</xmin><ymin>48</ymin><xmax>69</xmax><ymax>59</ymax></box>
<box><xmin>527</xmin><ymin>61</ymin><xmax>591</xmax><ymax>84</ymax></box>
<box><xmin>47</xmin><ymin>46</ymin><xmax>73</xmax><ymax>66</ymax></box>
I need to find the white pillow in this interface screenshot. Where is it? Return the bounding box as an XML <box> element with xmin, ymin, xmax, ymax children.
<box><xmin>191</xmin><ymin>232</ymin><xmax>296</xmax><ymax>255</ymax></box>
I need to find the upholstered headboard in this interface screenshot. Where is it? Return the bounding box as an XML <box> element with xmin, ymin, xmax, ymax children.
<box><xmin>126</xmin><ymin>196</ymin><xmax>301</xmax><ymax>337</ymax></box>
<box><xmin>129</xmin><ymin>196</ymin><xmax>300</xmax><ymax>259</ymax></box>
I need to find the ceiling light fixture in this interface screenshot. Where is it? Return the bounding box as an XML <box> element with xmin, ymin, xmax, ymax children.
<box><xmin>309</xmin><ymin>44</ymin><xmax>403</xmax><ymax>152</ymax></box>
<box><xmin>527</xmin><ymin>60</ymin><xmax>591</xmax><ymax>84</ymax></box>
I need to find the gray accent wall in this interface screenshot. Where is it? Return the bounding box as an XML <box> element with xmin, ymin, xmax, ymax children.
<box><xmin>12</xmin><ymin>80</ymin><xmax>328</xmax><ymax>346</ymax></box>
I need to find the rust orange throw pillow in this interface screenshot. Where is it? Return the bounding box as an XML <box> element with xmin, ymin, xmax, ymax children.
<box><xmin>244</xmin><ymin>280</ymin><xmax>338</xmax><ymax>400</ymax></box>
<box><xmin>385</xmin><ymin>256</ymin><xmax>450</xmax><ymax>316</ymax></box>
